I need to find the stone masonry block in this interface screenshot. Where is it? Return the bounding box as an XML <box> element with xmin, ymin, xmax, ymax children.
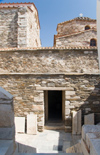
<box><xmin>0</xmin><ymin>104</ymin><xmax>14</xmax><ymax>127</ymax></box>
<box><xmin>84</xmin><ymin>113</ymin><xmax>94</xmax><ymax>125</ymax></box>
<box><xmin>0</xmin><ymin>125</ymin><xmax>15</xmax><ymax>140</ymax></box>
<box><xmin>15</xmin><ymin>117</ymin><xmax>25</xmax><ymax>133</ymax></box>
<box><xmin>65</xmin><ymin>91</ymin><xmax>75</xmax><ymax>96</ymax></box>
<box><xmin>86</xmin><ymin>132</ymin><xmax>100</xmax><ymax>150</ymax></box>
<box><xmin>90</xmin><ymin>139</ymin><xmax>100</xmax><ymax>155</ymax></box>
<box><xmin>72</xmin><ymin>111</ymin><xmax>77</xmax><ymax>135</ymax></box>
<box><xmin>65</xmin><ymin>109</ymin><xmax>70</xmax><ymax>115</ymax></box>
<box><xmin>34</xmin><ymin>96</ymin><xmax>43</xmax><ymax>102</ymax></box>
<box><xmin>65</xmin><ymin>116</ymin><xmax>72</xmax><ymax>126</ymax></box>
<box><xmin>0</xmin><ymin>140</ymin><xmax>14</xmax><ymax>155</ymax></box>
<box><xmin>0</xmin><ymin>87</ymin><xmax>13</xmax><ymax>101</ymax></box>
<box><xmin>32</xmin><ymin>105</ymin><xmax>44</xmax><ymax>112</ymax></box>
<box><xmin>82</xmin><ymin>125</ymin><xmax>100</xmax><ymax>142</ymax></box>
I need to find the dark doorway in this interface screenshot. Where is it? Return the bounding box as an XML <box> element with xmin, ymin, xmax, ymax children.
<box><xmin>48</xmin><ymin>91</ymin><xmax>62</xmax><ymax>121</ymax></box>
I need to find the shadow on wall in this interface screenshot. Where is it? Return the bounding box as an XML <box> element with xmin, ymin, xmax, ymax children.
<box><xmin>75</xmin><ymin>81</ymin><xmax>100</xmax><ymax>125</ymax></box>
<box><xmin>17</xmin><ymin>142</ymin><xmax>37</xmax><ymax>153</ymax></box>
<box><xmin>7</xmin><ymin>12</ymin><xmax>18</xmax><ymax>47</ymax></box>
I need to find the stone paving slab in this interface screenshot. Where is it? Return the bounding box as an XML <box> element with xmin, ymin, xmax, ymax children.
<box><xmin>15</xmin><ymin>130</ymin><xmax>81</xmax><ymax>153</ymax></box>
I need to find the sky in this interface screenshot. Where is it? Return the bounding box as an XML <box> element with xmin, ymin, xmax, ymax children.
<box><xmin>0</xmin><ymin>0</ymin><xmax>97</xmax><ymax>47</ymax></box>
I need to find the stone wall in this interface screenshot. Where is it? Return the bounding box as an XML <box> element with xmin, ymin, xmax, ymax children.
<box><xmin>0</xmin><ymin>49</ymin><xmax>98</xmax><ymax>73</ymax></box>
<box><xmin>0</xmin><ymin>8</ymin><xmax>18</xmax><ymax>48</ymax></box>
<box><xmin>18</xmin><ymin>7</ymin><xmax>27</xmax><ymax>48</ymax></box>
<box><xmin>0</xmin><ymin>4</ymin><xmax>41</xmax><ymax>48</ymax></box>
<box><xmin>27</xmin><ymin>6</ymin><xmax>41</xmax><ymax>47</ymax></box>
<box><xmin>0</xmin><ymin>73</ymin><xmax>100</xmax><ymax>131</ymax></box>
<box><xmin>57</xmin><ymin>20</ymin><xmax>96</xmax><ymax>35</ymax></box>
<box><xmin>55</xmin><ymin>30</ymin><xmax>97</xmax><ymax>47</ymax></box>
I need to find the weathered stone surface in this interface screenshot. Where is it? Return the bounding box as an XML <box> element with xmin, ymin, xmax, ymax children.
<box><xmin>65</xmin><ymin>91</ymin><xmax>75</xmax><ymax>96</ymax></box>
<box><xmin>0</xmin><ymin>49</ymin><xmax>98</xmax><ymax>73</ymax></box>
<box><xmin>55</xmin><ymin>18</ymin><xmax>96</xmax><ymax>47</ymax></box>
<box><xmin>0</xmin><ymin>125</ymin><xmax>15</xmax><ymax>140</ymax></box>
<box><xmin>0</xmin><ymin>73</ymin><xmax>100</xmax><ymax>132</ymax></box>
<box><xmin>89</xmin><ymin>139</ymin><xmax>100</xmax><ymax>155</ymax></box>
<box><xmin>65</xmin><ymin>116</ymin><xmax>72</xmax><ymax>126</ymax></box>
<box><xmin>84</xmin><ymin>113</ymin><xmax>94</xmax><ymax>125</ymax></box>
<box><xmin>0</xmin><ymin>4</ymin><xmax>41</xmax><ymax>48</ymax></box>
<box><xmin>82</xmin><ymin>125</ymin><xmax>100</xmax><ymax>141</ymax></box>
<box><xmin>0</xmin><ymin>87</ymin><xmax>13</xmax><ymax>100</ymax></box>
<box><xmin>72</xmin><ymin>111</ymin><xmax>77</xmax><ymax>135</ymax></box>
<box><xmin>65</xmin><ymin>109</ymin><xmax>70</xmax><ymax>115</ymax></box>
<box><xmin>0</xmin><ymin>104</ymin><xmax>14</xmax><ymax>127</ymax></box>
<box><xmin>86</xmin><ymin>132</ymin><xmax>100</xmax><ymax>149</ymax></box>
<box><xmin>66</xmin><ymin>142</ymin><xmax>82</xmax><ymax>153</ymax></box>
<box><xmin>15</xmin><ymin>117</ymin><xmax>25</xmax><ymax>133</ymax></box>
<box><xmin>77</xmin><ymin>110</ymin><xmax>82</xmax><ymax>135</ymax></box>
<box><xmin>81</xmin><ymin>139</ymin><xmax>89</xmax><ymax>155</ymax></box>
<box><xmin>27</xmin><ymin>114</ymin><xmax>37</xmax><ymax>135</ymax></box>
<box><xmin>0</xmin><ymin>140</ymin><xmax>14</xmax><ymax>155</ymax></box>
<box><xmin>32</xmin><ymin>105</ymin><xmax>44</xmax><ymax>111</ymax></box>
<box><xmin>18</xmin><ymin>142</ymin><xmax>37</xmax><ymax>153</ymax></box>
<box><xmin>65</xmin><ymin>126</ymin><xmax>71</xmax><ymax>133</ymax></box>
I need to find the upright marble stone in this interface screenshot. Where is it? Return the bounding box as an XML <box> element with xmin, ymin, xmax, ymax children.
<box><xmin>72</xmin><ymin>111</ymin><xmax>77</xmax><ymax>134</ymax></box>
<box><xmin>15</xmin><ymin>117</ymin><xmax>25</xmax><ymax>133</ymax></box>
<box><xmin>27</xmin><ymin>114</ymin><xmax>37</xmax><ymax>135</ymax></box>
<box><xmin>84</xmin><ymin>113</ymin><xmax>94</xmax><ymax>125</ymax></box>
<box><xmin>77</xmin><ymin>110</ymin><xmax>82</xmax><ymax>134</ymax></box>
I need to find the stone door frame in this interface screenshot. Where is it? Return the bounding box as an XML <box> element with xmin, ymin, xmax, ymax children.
<box><xmin>36</xmin><ymin>87</ymin><xmax>66</xmax><ymax>125</ymax></box>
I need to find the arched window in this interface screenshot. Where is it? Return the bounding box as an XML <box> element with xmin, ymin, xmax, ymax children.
<box><xmin>90</xmin><ymin>39</ymin><xmax>97</xmax><ymax>46</ymax></box>
<box><xmin>85</xmin><ymin>25</ymin><xmax>90</xmax><ymax>30</ymax></box>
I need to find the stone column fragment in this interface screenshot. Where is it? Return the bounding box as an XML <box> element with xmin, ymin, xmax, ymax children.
<box><xmin>72</xmin><ymin>110</ymin><xmax>82</xmax><ymax>135</ymax></box>
<box><xmin>72</xmin><ymin>111</ymin><xmax>77</xmax><ymax>134</ymax></box>
<box><xmin>77</xmin><ymin>110</ymin><xmax>82</xmax><ymax>134</ymax></box>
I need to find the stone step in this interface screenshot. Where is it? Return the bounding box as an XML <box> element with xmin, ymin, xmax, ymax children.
<box><xmin>44</xmin><ymin>122</ymin><xmax>65</xmax><ymax>130</ymax></box>
<box><xmin>44</xmin><ymin>125</ymin><xmax>65</xmax><ymax>130</ymax></box>
<box><xmin>0</xmin><ymin>140</ymin><xmax>14</xmax><ymax>155</ymax></box>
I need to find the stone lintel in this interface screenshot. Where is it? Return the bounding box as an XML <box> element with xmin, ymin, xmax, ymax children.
<box><xmin>36</xmin><ymin>87</ymin><xmax>74</xmax><ymax>91</ymax></box>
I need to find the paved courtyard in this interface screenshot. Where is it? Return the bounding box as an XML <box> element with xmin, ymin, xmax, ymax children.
<box><xmin>15</xmin><ymin>130</ymin><xmax>81</xmax><ymax>153</ymax></box>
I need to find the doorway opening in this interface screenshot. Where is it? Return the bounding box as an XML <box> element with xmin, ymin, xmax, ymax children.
<box><xmin>48</xmin><ymin>91</ymin><xmax>62</xmax><ymax>121</ymax></box>
<box><xmin>45</xmin><ymin>90</ymin><xmax>65</xmax><ymax>124</ymax></box>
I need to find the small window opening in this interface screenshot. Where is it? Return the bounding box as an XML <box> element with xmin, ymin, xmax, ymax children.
<box><xmin>85</xmin><ymin>25</ymin><xmax>90</xmax><ymax>30</ymax></box>
<box><xmin>90</xmin><ymin>39</ymin><xmax>96</xmax><ymax>46</ymax></box>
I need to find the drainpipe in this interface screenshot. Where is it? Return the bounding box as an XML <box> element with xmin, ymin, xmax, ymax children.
<box><xmin>97</xmin><ymin>0</ymin><xmax>100</xmax><ymax>70</ymax></box>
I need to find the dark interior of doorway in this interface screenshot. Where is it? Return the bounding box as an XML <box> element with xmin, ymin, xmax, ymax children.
<box><xmin>48</xmin><ymin>91</ymin><xmax>62</xmax><ymax>121</ymax></box>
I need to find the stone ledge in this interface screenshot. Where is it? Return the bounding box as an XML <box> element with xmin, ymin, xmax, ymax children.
<box><xmin>0</xmin><ymin>72</ymin><xmax>99</xmax><ymax>76</ymax></box>
<box><xmin>0</xmin><ymin>46</ymin><xmax>97</xmax><ymax>52</ymax></box>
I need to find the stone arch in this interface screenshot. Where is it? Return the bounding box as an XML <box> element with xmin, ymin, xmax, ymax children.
<box><xmin>90</xmin><ymin>38</ymin><xmax>97</xmax><ymax>46</ymax></box>
<box><xmin>85</xmin><ymin>25</ymin><xmax>90</xmax><ymax>30</ymax></box>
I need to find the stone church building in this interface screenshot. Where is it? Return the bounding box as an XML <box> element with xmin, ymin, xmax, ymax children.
<box><xmin>0</xmin><ymin>2</ymin><xmax>99</xmax><ymax>133</ymax></box>
<box><xmin>54</xmin><ymin>17</ymin><xmax>97</xmax><ymax>47</ymax></box>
